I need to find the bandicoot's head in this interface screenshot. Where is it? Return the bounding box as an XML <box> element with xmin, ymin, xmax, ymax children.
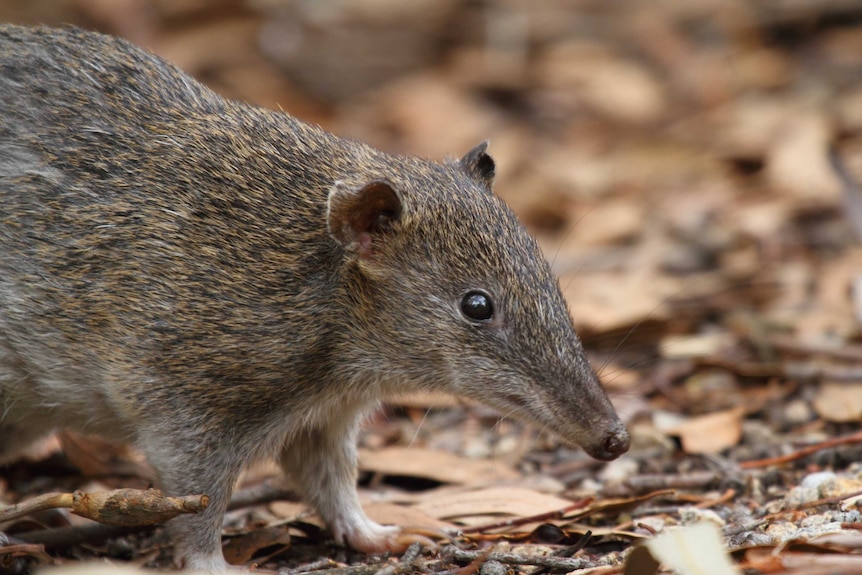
<box><xmin>327</xmin><ymin>142</ymin><xmax>630</xmax><ymax>461</ymax></box>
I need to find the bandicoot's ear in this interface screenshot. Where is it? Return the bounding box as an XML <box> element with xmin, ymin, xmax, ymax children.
<box><xmin>327</xmin><ymin>180</ymin><xmax>403</xmax><ymax>259</ymax></box>
<box><xmin>459</xmin><ymin>140</ymin><xmax>495</xmax><ymax>189</ymax></box>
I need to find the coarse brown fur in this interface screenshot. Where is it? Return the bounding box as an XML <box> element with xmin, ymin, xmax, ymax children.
<box><xmin>0</xmin><ymin>25</ymin><xmax>629</xmax><ymax>572</ymax></box>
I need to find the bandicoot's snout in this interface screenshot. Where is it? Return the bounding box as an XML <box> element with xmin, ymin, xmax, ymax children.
<box><xmin>589</xmin><ymin>419</ymin><xmax>630</xmax><ymax>461</ymax></box>
<box><xmin>554</xmin><ymin>374</ymin><xmax>630</xmax><ymax>461</ymax></box>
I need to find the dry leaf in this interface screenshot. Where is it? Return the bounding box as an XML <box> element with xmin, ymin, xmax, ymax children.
<box><xmin>566</xmin><ymin>198</ymin><xmax>645</xmax><ymax>247</ymax></box>
<box><xmin>813</xmin><ymin>382</ymin><xmax>862</xmax><ymax>423</ymax></box>
<box><xmin>412</xmin><ymin>486</ymin><xmax>573</xmax><ymax>525</ymax></box>
<box><xmin>269</xmin><ymin>501</ymin><xmax>315</xmax><ymax>522</ymax></box>
<box><xmin>222</xmin><ymin>525</ymin><xmax>291</xmax><ymax>566</ymax></box>
<box><xmin>364</xmin><ymin>501</ymin><xmax>455</xmax><ymax>531</ymax></box>
<box><xmin>539</xmin><ymin>41</ymin><xmax>666</xmax><ymax>124</ymax></box>
<box><xmin>644</xmin><ymin>522</ymin><xmax>738</xmax><ymax>575</ymax></box>
<box><xmin>659</xmin><ymin>333</ymin><xmax>735</xmax><ymax>359</ymax></box>
<box><xmin>666</xmin><ymin>408</ymin><xmax>744</xmax><ymax>454</ymax></box>
<box><xmin>766</xmin><ymin>110</ymin><xmax>840</xmax><ymax>204</ymax></box>
<box><xmin>562</xmin><ymin>271</ymin><xmax>678</xmax><ymax>333</ymax></box>
<box><xmin>358</xmin><ymin>447</ymin><xmax>519</xmax><ymax>485</ymax></box>
<box><xmin>58</xmin><ymin>431</ymin><xmax>153</xmax><ymax>481</ymax></box>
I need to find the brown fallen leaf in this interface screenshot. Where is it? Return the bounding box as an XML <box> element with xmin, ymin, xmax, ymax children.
<box><xmin>58</xmin><ymin>431</ymin><xmax>154</xmax><ymax>481</ymax></box>
<box><xmin>561</xmin><ymin>271</ymin><xmax>678</xmax><ymax>334</ymax></box>
<box><xmin>222</xmin><ymin>524</ymin><xmax>291</xmax><ymax>566</ymax></box>
<box><xmin>766</xmin><ymin>109</ymin><xmax>840</xmax><ymax>204</ymax></box>
<box><xmin>358</xmin><ymin>447</ymin><xmax>519</xmax><ymax>485</ymax></box>
<box><xmin>364</xmin><ymin>501</ymin><xmax>457</xmax><ymax>532</ymax></box>
<box><xmin>412</xmin><ymin>486</ymin><xmax>574</xmax><ymax>525</ymax></box>
<box><xmin>665</xmin><ymin>407</ymin><xmax>745</xmax><ymax>455</ymax></box>
<box><xmin>812</xmin><ymin>381</ymin><xmax>862</xmax><ymax>423</ymax></box>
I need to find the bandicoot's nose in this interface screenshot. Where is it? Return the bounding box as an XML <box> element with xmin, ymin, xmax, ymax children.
<box><xmin>592</xmin><ymin>421</ymin><xmax>630</xmax><ymax>461</ymax></box>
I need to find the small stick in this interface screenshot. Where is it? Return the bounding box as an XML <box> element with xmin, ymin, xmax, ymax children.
<box><xmin>445</xmin><ymin>546</ymin><xmax>593</xmax><ymax>571</ymax></box>
<box><xmin>372</xmin><ymin>542</ymin><xmax>425</xmax><ymax>575</ymax></box>
<box><xmin>694</xmin><ymin>488</ymin><xmax>737</xmax><ymax>509</ymax></box>
<box><xmin>530</xmin><ymin>530</ymin><xmax>593</xmax><ymax>575</ymax></box>
<box><xmin>0</xmin><ymin>488</ymin><xmax>207</xmax><ymax>526</ymax></box>
<box><xmin>740</xmin><ymin>429</ymin><xmax>862</xmax><ymax>469</ymax></box>
<box><xmin>768</xmin><ymin>334</ymin><xmax>862</xmax><ymax>362</ymax></box>
<box><xmin>280</xmin><ymin>558</ymin><xmax>339</xmax><ymax>574</ymax></box>
<box><xmin>278</xmin><ymin>564</ymin><xmax>386</xmax><ymax>575</ymax></box>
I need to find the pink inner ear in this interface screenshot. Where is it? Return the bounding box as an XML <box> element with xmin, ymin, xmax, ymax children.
<box><xmin>356</xmin><ymin>232</ymin><xmax>374</xmax><ymax>259</ymax></box>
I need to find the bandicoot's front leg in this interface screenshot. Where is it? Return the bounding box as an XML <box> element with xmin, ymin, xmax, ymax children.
<box><xmin>279</xmin><ymin>419</ymin><xmax>399</xmax><ymax>552</ymax></box>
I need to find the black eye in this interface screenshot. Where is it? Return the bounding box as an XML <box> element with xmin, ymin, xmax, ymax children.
<box><xmin>460</xmin><ymin>290</ymin><xmax>494</xmax><ymax>322</ymax></box>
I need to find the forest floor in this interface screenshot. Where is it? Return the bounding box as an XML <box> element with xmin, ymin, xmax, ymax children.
<box><xmin>2</xmin><ymin>1</ymin><xmax>862</xmax><ymax>574</ymax></box>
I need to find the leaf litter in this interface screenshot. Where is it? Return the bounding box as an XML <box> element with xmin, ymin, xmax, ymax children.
<box><xmin>2</xmin><ymin>0</ymin><xmax>862</xmax><ymax>574</ymax></box>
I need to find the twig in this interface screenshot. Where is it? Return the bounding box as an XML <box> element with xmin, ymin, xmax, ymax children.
<box><xmin>740</xmin><ymin>429</ymin><xmax>862</xmax><ymax>469</ymax></box>
<box><xmin>790</xmin><ymin>488</ymin><xmax>862</xmax><ymax>512</ymax></box>
<box><xmin>694</xmin><ymin>488</ymin><xmax>737</xmax><ymax>509</ymax></box>
<box><xmin>11</xmin><ymin>483</ymin><xmax>295</xmax><ymax>552</ymax></box>
<box><xmin>458</xmin><ymin>498</ymin><xmax>593</xmax><ymax>535</ymax></box>
<box><xmin>768</xmin><ymin>333</ymin><xmax>862</xmax><ymax>362</ymax></box>
<box><xmin>725</xmin><ymin>489</ymin><xmax>862</xmax><ymax>540</ymax></box>
<box><xmin>530</xmin><ymin>530</ymin><xmax>592</xmax><ymax>575</ymax></box>
<box><xmin>444</xmin><ymin>546</ymin><xmax>593</xmax><ymax>571</ymax></box>
<box><xmin>279</xmin><ymin>557</ymin><xmax>338</xmax><ymax>574</ymax></box>
<box><xmin>723</xmin><ymin>519</ymin><xmax>768</xmax><ymax>537</ymax></box>
<box><xmin>617</xmin><ymin>471</ymin><xmax>718</xmax><ymax>495</ymax></box>
<box><xmin>372</xmin><ymin>542</ymin><xmax>424</xmax><ymax>575</ymax></box>
<box><xmin>635</xmin><ymin>522</ymin><xmax>657</xmax><ymax>535</ymax></box>
<box><xmin>278</xmin><ymin>564</ymin><xmax>389</xmax><ymax>575</ymax></box>
<box><xmin>0</xmin><ymin>488</ymin><xmax>207</xmax><ymax>526</ymax></box>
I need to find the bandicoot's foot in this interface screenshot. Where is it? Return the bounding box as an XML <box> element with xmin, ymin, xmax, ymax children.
<box><xmin>176</xmin><ymin>552</ymin><xmax>244</xmax><ymax>573</ymax></box>
<box><xmin>335</xmin><ymin>516</ymin><xmax>403</xmax><ymax>553</ymax></box>
<box><xmin>338</xmin><ymin>521</ymin><xmax>439</xmax><ymax>555</ymax></box>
